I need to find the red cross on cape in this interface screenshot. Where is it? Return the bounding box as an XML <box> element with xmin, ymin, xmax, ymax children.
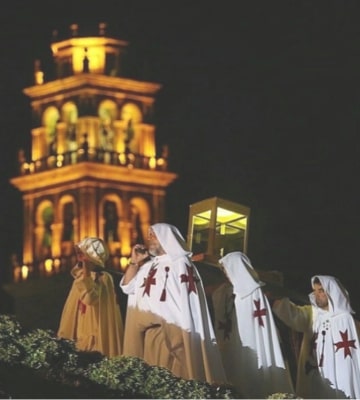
<box><xmin>334</xmin><ymin>329</ymin><xmax>357</xmax><ymax>358</ymax></box>
<box><xmin>253</xmin><ymin>299</ymin><xmax>266</xmax><ymax>327</ymax></box>
<box><xmin>180</xmin><ymin>264</ymin><xmax>198</xmax><ymax>294</ymax></box>
<box><xmin>141</xmin><ymin>266</ymin><xmax>157</xmax><ymax>296</ymax></box>
<box><xmin>78</xmin><ymin>300</ymin><xmax>86</xmax><ymax>314</ymax></box>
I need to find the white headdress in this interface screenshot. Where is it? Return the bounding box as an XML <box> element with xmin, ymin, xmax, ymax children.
<box><xmin>310</xmin><ymin>275</ymin><xmax>354</xmax><ymax>315</ymax></box>
<box><xmin>219</xmin><ymin>251</ymin><xmax>264</xmax><ymax>298</ymax></box>
<box><xmin>151</xmin><ymin>223</ymin><xmax>192</xmax><ymax>261</ymax></box>
<box><xmin>76</xmin><ymin>237</ymin><xmax>109</xmax><ymax>267</ymax></box>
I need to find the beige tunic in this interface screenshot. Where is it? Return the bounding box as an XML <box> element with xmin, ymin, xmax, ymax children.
<box><xmin>58</xmin><ymin>265</ymin><xmax>124</xmax><ymax>357</ymax></box>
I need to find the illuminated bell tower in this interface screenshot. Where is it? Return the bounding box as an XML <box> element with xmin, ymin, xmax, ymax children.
<box><xmin>10</xmin><ymin>23</ymin><xmax>177</xmax><ymax>279</ymax></box>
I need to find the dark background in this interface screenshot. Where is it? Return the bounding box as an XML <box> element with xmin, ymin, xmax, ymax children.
<box><xmin>1</xmin><ymin>1</ymin><xmax>359</xmax><ymax>310</ymax></box>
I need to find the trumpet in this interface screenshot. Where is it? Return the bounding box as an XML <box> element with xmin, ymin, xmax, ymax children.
<box><xmin>135</xmin><ymin>246</ymin><xmax>148</xmax><ymax>254</ymax></box>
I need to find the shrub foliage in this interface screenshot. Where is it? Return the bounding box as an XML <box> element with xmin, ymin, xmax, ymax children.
<box><xmin>0</xmin><ymin>314</ymin><xmax>239</xmax><ymax>399</ymax></box>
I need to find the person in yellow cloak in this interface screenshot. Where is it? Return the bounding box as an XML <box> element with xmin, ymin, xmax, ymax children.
<box><xmin>57</xmin><ymin>237</ymin><xmax>123</xmax><ymax>357</ymax></box>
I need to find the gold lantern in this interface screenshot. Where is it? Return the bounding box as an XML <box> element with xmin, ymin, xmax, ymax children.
<box><xmin>187</xmin><ymin>197</ymin><xmax>250</xmax><ymax>266</ymax></box>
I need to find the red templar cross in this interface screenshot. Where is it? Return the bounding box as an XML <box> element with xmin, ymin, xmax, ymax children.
<box><xmin>334</xmin><ymin>329</ymin><xmax>357</xmax><ymax>358</ymax></box>
<box><xmin>78</xmin><ymin>300</ymin><xmax>86</xmax><ymax>314</ymax></box>
<box><xmin>180</xmin><ymin>264</ymin><xmax>198</xmax><ymax>294</ymax></box>
<box><xmin>142</xmin><ymin>267</ymin><xmax>157</xmax><ymax>296</ymax></box>
<box><xmin>253</xmin><ymin>299</ymin><xmax>266</xmax><ymax>327</ymax></box>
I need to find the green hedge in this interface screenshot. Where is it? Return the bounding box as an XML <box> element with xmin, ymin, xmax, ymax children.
<box><xmin>0</xmin><ymin>314</ymin><xmax>240</xmax><ymax>399</ymax></box>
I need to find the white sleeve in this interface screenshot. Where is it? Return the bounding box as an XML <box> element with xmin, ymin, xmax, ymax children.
<box><xmin>119</xmin><ymin>274</ymin><xmax>137</xmax><ymax>294</ymax></box>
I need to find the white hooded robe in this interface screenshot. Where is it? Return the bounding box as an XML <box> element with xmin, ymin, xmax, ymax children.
<box><xmin>213</xmin><ymin>251</ymin><xmax>295</xmax><ymax>398</ymax></box>
<box><xmin>120</xmin><ymin>223</ymin><xmax>226</xmax><ymax>385</ymax></box>
<box><xmin>273</xmin><ymin>274</ymin><xmax>360</xmax><ymax>399</ymax></box>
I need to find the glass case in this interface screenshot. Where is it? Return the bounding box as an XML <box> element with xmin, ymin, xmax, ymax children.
<box><xmin>187</xmin><ymin>197</ymin><xmax>250</xmax><ymax>265</ymax></box>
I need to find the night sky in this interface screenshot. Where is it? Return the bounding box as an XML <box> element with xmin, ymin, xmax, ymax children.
<box><xmin>1</xmin><ymin>1</ymin><xmax>360</xmax><ymax>308</ymax></box>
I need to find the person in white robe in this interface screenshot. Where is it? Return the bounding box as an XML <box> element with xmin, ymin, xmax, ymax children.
<box><xmin>212</xmin><ymin>251</ymin><xmax>295</xmax><ymax>398</ymax></box>
<box><xmin>120</xmin><ymin>223</ymin><xmax>226</xmax><ymax>385</ymax></box>
<box><xmin>273</xmin><ymin>274</ymin><xmax>360</xmax><ymax>399</ymax></box>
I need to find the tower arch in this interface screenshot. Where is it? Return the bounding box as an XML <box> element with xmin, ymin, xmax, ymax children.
<box><xmin>58</xmin><ymin>194</ymin><xmax>78</xmax><ymax>256</ymax></box>
<box><xmin>99</xmin><ymin>193</ymin><xmax>123</xmax><ymax>253</ymax></box>
<box><xmin>61</xmin><ymin>102</ymin><xmax>78</xmax><ymax>152</ymax></box>
<box><xmin>34</xmin><ymin>199</ymin><xmax>54</xmax><ymax>261</ymax></box>
<box><xmin>98</xmin><ymin>99</ymin><xmax>117</xmax><ymax>151</ymax></box>
<box><xmin>129</xmin><ymin>196</ymin><xmax>151</xmax><ymax>246</ymax></box>
<box><xmin>42</xmin><ymin>106</ymin><xmax>60</xmax><ymax>155</ymax></box>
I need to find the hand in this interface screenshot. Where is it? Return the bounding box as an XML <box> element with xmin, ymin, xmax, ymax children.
<box><xmin>130</xmin><ymin>244</ymin><xmax>149</xmax><ymax>265</ymax></box>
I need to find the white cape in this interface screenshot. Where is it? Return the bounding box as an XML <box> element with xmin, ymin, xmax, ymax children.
<box><xmin>310</xmin><ymin>275</ymin><xmax>360</xmax><ymax>399</ymax></box>
<box><xmin>213</xmin><ymin>252</ymin><xmax>294</xmax><ymax>398</ymax></box>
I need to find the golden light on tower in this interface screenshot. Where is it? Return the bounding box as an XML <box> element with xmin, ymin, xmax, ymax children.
<box><xmin>21</xmin><ymin>265</ymin><xmax>29</xmax><ymax>281</ymax></box>
<box><xmin>34</xmin><ymin>60</ymin><xmax>44</xmax><ymax>85</ymax></box>
<box><xmin>44</xmin><ymin>258</ymin><xmax>53</xmax><ymax>276</ymax></box>
<box><xmin>9</xmin><ymin>23</ymin><xmax>178</xmax><ymax>280</ymax></box>
<box><xmin>51</xmin><ymin>29</ymin><xmax>128</xmax><ymax>76</ymax></box>
<box><xmin>120</xmin><ymin>257</ymin><xmax>129</xmax><ymax>270</ymax></box>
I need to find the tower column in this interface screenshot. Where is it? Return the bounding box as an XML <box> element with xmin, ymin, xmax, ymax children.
<box><xmin>113</xmin><ymin>120</ymin><xmax>125</xmax><ymax>153</ymax></box>
<box><xmin>152</xmin><ymin>190</ymin><xmax>166</xmax><ymax>221</ymax></box>
<box><xmin>51</xmin><ymin>223</ymin><xmax>62</xmax><ymax>258</ymax></box>
<box><xmin>56</xmin><ymin>122</ymin><xmax>67</xmax><ymax>154</ymax></box>
<box><xmin>118</xmin><ymin>194</ymin><xmax>131</xmax><ymax>255</ymax></box>
<box><xmin>31</xmin><ymin>127</ymin><xmax>46</xmax><ymax>161</ymax></box>
<box><xmin>79</xmin><ymin>187</ymin><xmax>98</xmax><ymax>237</ymax></box>
<box><xmin>23</xmin><ymin>195</ymin><xmax>34</xmax><ymax>266</ymax></box>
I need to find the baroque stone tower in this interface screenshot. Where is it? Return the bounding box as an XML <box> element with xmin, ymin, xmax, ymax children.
<box><xmin>10</xmin><ymin>23</ymin><xmax>177</xmax><ymax>279</ymax></box>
